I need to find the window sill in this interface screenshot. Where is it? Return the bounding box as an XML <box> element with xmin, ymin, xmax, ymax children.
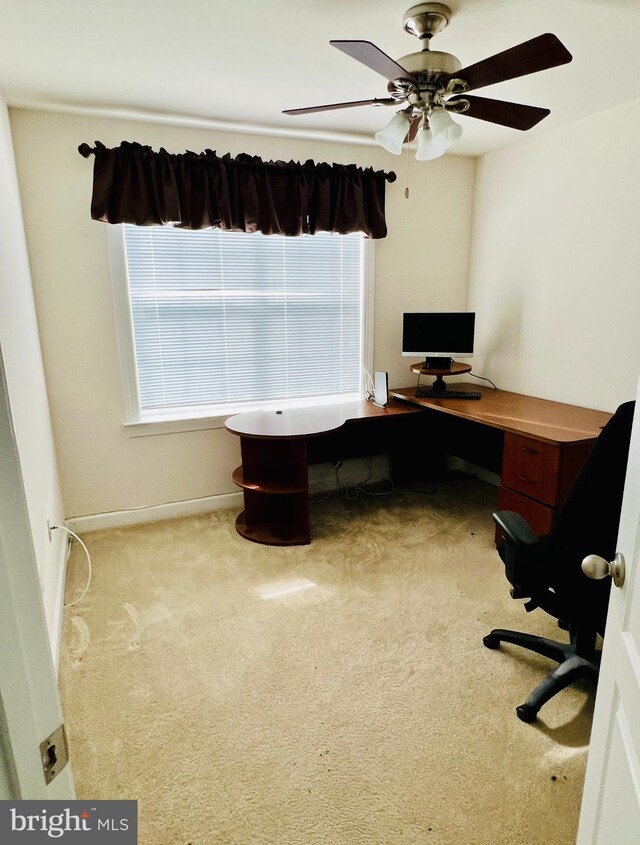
<box><xmin>124</xmin><ymin>415</ymin><xmax>230</xmax><ymax>437</ymax></box>
<box><xmin>123</xmin><ymin>393</ymin><xmax>363</xmax><ymax>437</ymax></box>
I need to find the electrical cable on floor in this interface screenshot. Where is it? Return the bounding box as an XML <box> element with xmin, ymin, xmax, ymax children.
<box><xmin>336</xmin><ymin>457</ymin><xmax>365</xmax><ymax>500</ymax></box>
<box><xmin>357</xmin><ymin>456</ymin><xmax>394</xmax><ymax>496</ymax></box>
<box><xmin>309</xmin><ymin>484</ymin><xmax>332</xmax><ymax>504</ymax></box>
<box><xmin>335</xmin><ymin>456</ymin><xmax>394</xmax><ymax>499</ymax></box>
<box><xmin>51</xmin><ymin>525</ymin><xmax>92</xmax><ymax>607</ymax></box>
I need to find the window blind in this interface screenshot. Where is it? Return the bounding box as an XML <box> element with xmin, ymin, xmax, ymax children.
<box><xmin>122</xmin><ymin>225</ymin><xmax>364</xmax><ymax>417</ymax></box>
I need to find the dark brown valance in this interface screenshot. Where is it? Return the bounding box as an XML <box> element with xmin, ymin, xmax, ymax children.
<box><xmin>78</xmin><ymin>141</ymin><xmax>396</xmax><ymax>239</ymax></box>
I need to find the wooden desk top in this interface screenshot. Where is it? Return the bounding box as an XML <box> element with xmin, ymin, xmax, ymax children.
<box><xmin>390</xmin><ymin>384</ymin><xmax>611</xmax><ymax>445</ymax></box>
<box><xmin>225</xmin><ymin>398</ymin><xmax>421</xmax><ymax>440</ymax></box>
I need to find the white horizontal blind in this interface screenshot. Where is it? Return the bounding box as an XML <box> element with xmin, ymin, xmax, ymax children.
<box><xmin>122</xmin><ymin>225</ymin><xmax>364</xmax><ymax>417</ymax></box>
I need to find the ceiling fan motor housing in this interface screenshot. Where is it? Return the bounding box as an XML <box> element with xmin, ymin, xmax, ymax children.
<box><xmin>393</xmin><ymin>5</ymin><xmax>462</xmax><ymax>104</ymax></box>
<box><xmin>387</xmin><ymin>50</ymin><xmax>463</xmax><ymax>114</ymax></box>
<box><xmin>395</xmin><ymin>50</ymin><xmax>461</xmax><ymax>81</ymax></box>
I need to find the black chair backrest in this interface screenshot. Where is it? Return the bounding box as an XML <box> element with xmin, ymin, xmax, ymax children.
<box><xmin>550</xmin><ymin>400</ymin><xmax>635</xmax><ymax>632</ymax></box>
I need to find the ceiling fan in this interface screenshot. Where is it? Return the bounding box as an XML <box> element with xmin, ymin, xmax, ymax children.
<box><xmin>283</xmin><ymin>3</ymin><xmax>572</xmax><ymax>160</ymax></box>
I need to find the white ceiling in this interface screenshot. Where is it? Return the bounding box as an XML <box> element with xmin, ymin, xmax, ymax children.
<box><xmin>1</xmin><ymin>0</ymin><xmax>639</xmax><ymax>156</ymax></box>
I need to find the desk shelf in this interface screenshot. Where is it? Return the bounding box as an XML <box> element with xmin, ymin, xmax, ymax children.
<box><xmin>232</xmin><ymin>466</ymin><xmax>307</xmax><ymax>494</ymax></box>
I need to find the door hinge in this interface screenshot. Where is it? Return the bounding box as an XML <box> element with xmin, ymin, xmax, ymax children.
<box><xmin>40</xmin><ymin>723</ymin><xmax>69</xmax><ymax>785</ymax></box>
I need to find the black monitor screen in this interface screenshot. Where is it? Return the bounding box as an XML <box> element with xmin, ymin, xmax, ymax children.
<box><xmin>402</xmin><ymin>312</ymin><xmax>475</xmax><ymax>356</ymax></box>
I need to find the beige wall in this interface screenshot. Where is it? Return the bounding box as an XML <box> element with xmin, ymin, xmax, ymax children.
<box><xmin>467</xmin><ymin>97</ymin><xmax>640</xmax><ymax>412</ymax></box>
<box><xmin>0</xmin><ymin>96</ymin><xmax>66</xmax><ymax>653</ymax></box>
<box><xmin>10</xmin><ymin>108</ymin><xmax>476</xmax><ymax>517</ymax></box>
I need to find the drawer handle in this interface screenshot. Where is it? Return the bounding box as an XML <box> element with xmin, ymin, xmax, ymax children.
<box><xmin>519</xmin><ymin>475</ymin><xmax>536</xmax><ymax>484</ymax></box>
<box><xmin>522</xmin><ymin>447</ymin><xmax>541</xmax><ymax>455</ymax></box>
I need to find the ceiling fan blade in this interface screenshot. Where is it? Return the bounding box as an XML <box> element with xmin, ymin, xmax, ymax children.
<box><xmin>405</xmin><ymin>116</ymin><xmax>421</xmax><ymax>143</ymax></box>
<box><xmin>449</xmin><ymin>95</ymin><xmax>550</xmax><ymax>130</ymax></box>
<box><xmin>330</xmin><ymin>40</ymin><xmax>417</xmax><ymax>83</ymax></box>
<box><xmin>283</xmin><ymin>97</ymin><xmax>396</xmax><ymax>116</ymax></box>
<box><xmin>443</xmin><ymin>33</ymin><xmax>572</xmax><ymax>93</ymax></box>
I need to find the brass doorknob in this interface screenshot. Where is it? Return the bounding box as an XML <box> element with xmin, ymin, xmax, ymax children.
<box><xmin>581</xmin><ymin>553</ymin><xmax>625</xmax><ymax>588</ymax></box>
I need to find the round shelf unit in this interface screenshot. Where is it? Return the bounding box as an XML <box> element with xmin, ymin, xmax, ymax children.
<box><xmin>410</xmin><ymin>360</ymin><xmax>472</xmax><ymax>394</ymax></box>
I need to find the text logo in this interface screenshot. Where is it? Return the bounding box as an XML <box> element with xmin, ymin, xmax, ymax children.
<box><xmin>0</xmin><ymin>801</ymin><xmax>137</xmax><ymax>842</ymax></box>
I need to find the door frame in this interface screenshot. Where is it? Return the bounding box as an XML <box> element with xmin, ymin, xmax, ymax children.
<box><xmin>0</xmin><ymin>345</ymin><xmax>74</xmax><ymax>798</ymax></box>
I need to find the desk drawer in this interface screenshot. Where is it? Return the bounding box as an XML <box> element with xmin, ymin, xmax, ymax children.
<box><xmin>497</xmin><ymin>487</ymin><xmax>555</xmax><ymax>538</ymax></box>
<box><xmin>502</xmin><ymin>433</ymin><xmax>561</xmax><ymax>506</ymax></box>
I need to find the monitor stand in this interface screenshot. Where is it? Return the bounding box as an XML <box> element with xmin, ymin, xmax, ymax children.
<box><xmin>410</xmin><ymin>360</ymin><xmax>472</xmax><ymax>397</ymax></box>
<box><xmin>430</xmin><ymin>373</ymin><xmax>449</xmax><ymax>394</ymax></box>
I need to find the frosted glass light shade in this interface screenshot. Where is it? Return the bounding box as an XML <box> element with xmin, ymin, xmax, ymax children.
<box><xmin>429</xmin><ymin>108</ymin><xmax>463</xmax><ymax>145</ymax></box>
<box><xmin>415</xmin><ymin>127</ymin><xmax>447</xmax><ymax>161</ymax></box>
<box><xmin>375</xmin><ymin>112</ymin><xmax>412</xmax><ymax>155</ymax></box>
<box><xmin>415</xmin><ymin>109</ymin><xmax>463</xmax><ymax>161</ymax></box>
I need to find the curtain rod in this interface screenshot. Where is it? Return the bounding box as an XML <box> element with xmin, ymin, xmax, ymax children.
<box><xmin>77</xmin><ymin>143</ymin><xmax>397</xmax><ymax>182</ymax></box>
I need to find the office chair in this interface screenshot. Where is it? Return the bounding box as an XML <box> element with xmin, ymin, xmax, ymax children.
<box><xmin>484</xmin><ymin>400</ymin><xmax>635</xmax><ymax>722</ymax></box>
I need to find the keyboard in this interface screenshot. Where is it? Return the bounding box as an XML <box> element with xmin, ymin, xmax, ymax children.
<box><xmin>415</xmin><ymin>388</ymin><xmax>482</xmax><ymax>400</ymax></box>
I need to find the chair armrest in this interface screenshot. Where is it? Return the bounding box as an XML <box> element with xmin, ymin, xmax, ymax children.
<box><xmin>492</xmin><ymin>511</ymin><xmax>555</xmax><ymax>611</ymax></box>
<box><xmin>493</xmin><ymin>510</ymin><xmax>539</xmax><ymax>546</ymax></box>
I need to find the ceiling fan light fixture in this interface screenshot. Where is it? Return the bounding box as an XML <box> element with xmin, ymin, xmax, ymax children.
<box><xmin>286</xmin><ymin>8</ymin><xmax>572</xmax><ymax>159</ymax></box>
<box><xmin>415</xmin><ymin>122</ymin><xmax>447</xmax><ymax>161</ymax></box>
<box><xmin>375</xmin><ymin>110</ymin><xmax>412</xmax><ymax>155</ymax></box>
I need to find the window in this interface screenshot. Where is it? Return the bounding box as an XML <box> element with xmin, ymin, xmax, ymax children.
<box><xmin>109</xmin><ymin>225</ymin><xmax>372</xmax><ymax>430</ymax></box>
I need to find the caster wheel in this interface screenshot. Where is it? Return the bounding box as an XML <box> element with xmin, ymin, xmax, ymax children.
<box><xmin>516</xmin><ymin>704</ymin><xmax>537</xmax><ymax>723</ymax></box>
<box><xmin>483</xmin><ymin>634</ymin><xmax>500</xmax><ymax>649</ymax></box>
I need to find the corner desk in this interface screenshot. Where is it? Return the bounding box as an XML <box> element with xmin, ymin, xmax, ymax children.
<box><xmin>226</xmin><ymin>385</ymin><xmax>611</xmax><ymax>546</ymax></box>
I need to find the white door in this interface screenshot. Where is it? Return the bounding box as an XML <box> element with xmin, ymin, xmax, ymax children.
<box><xmin>576</xmin><ymin>379</ymin><xmax>640</xmax><ymax>842</ymax></box>
<box><xmin>0</xmin><ymin>349</ymin><xmax>74</xmax><ymax>799</ymax></box>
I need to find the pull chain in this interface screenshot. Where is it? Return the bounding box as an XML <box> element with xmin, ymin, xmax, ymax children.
<box><xmin>404</xmin><ymin>143</ymin><xmax>411</xmax><ymax>199</ymax></box>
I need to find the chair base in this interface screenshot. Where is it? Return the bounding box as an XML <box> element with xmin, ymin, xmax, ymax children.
<box><xmin>483</xmin><ymin>628</ymin><xmax>600</xmax><ymax>722</ymax></box>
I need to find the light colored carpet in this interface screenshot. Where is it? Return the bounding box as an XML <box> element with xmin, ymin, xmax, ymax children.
<box><xmin>60</xmin><ymin>476</ymin><xmax>594</xmax><ymax>845</ymax></box>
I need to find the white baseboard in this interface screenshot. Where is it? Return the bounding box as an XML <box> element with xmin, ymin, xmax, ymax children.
<box><xmin>65</xmin><ymin>491</ymin><xmax>244</xmax><ymax>534</ymax></box>
<box><xmin>65</xmin><ymin>457</ymin><xmax>493</xmax><ymax>538</ymax></box>
<box><xmin>66</xmin><ymin>459</ymin><xmax>392</xmax><ymax>535</ymax></box>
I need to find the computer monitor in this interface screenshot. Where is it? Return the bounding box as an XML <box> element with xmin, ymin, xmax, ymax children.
<box><xmin>402</xmin><ymin>312</ymin><xmax>475</xmax><ymax>369</ymax></box>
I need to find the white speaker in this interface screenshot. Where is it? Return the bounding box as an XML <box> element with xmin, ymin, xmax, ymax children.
<box><xmin>373</xmin><ymin>371</ymin><xmax>388</xmax><ymax>408</ymax></box>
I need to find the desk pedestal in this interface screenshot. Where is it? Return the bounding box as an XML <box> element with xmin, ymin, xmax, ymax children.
<box><xmin>497</xmin><ymin>432</ymin><xmax>595</xmax><ymax>536</ymax></box>
<box><xmin>233</xmin><ymin>437</ymin><xmax>310</xmax><ymax>546</ymax></box>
